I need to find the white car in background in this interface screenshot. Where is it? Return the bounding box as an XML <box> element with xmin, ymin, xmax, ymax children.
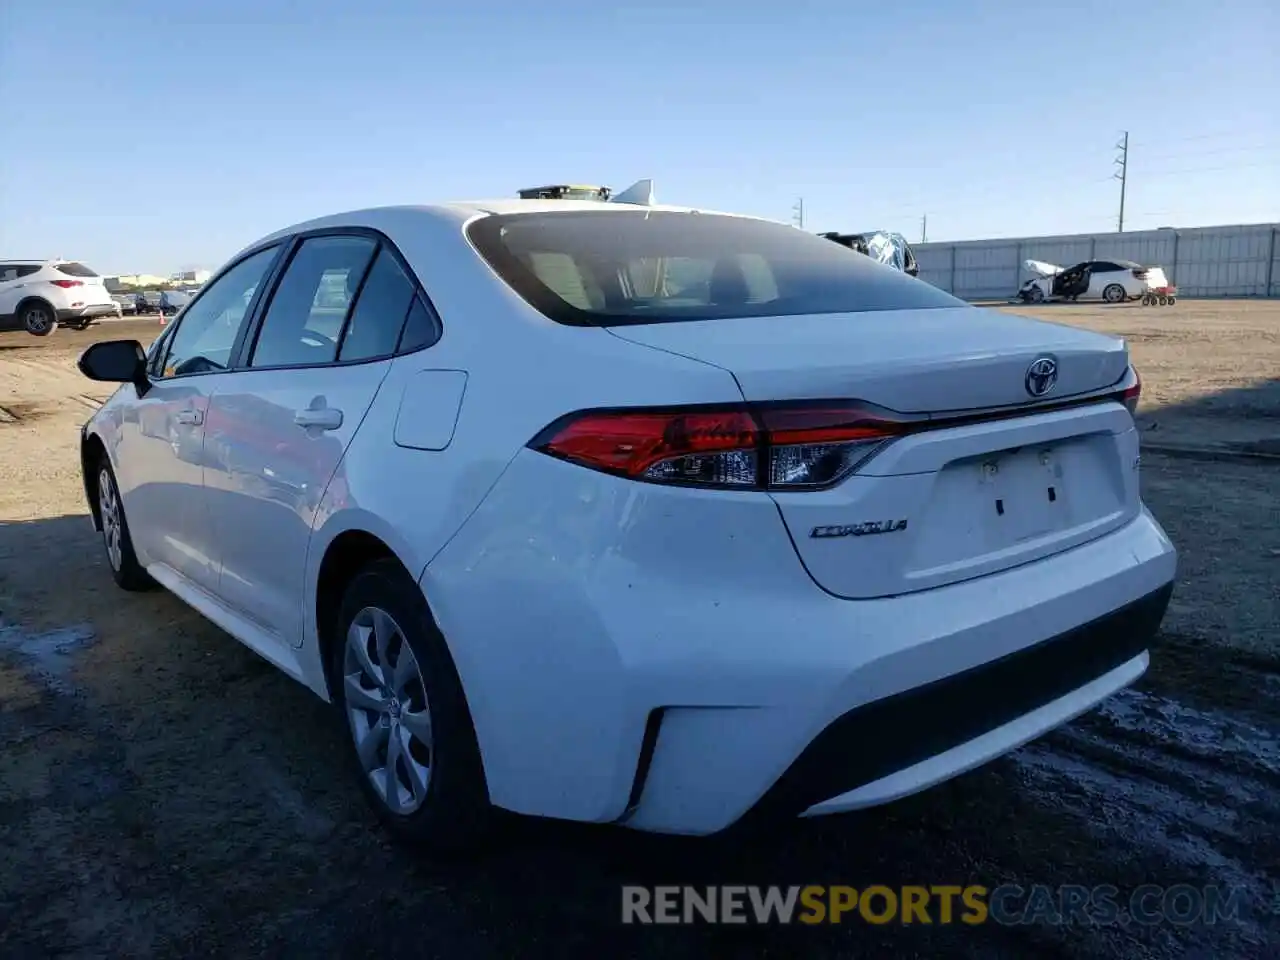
<box><xmin>0</xmin><ymin>259</ymin><xmax>120</xmax><ymax>334</ymax></box>
<box><xmin>75</xmin><ymin>192</ymin><xmax>1176</xmax><ymax>851</ymax></box>
<box><xmin>1017</xmin><ymin>258</ymin><xmax>1168</xmax><ymax>304</ymax></box>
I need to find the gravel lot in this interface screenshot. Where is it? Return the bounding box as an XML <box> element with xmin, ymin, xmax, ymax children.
<box><xmin>1</xmin><ymin>303</ymin><xmax>1277</xmax><ymax>959</ymax></box>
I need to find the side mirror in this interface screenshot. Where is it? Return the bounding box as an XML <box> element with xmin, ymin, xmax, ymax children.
<box><xmin>77</xmin><ymin>340</ymin><xmax>149</xmax><ymax>396</ymax></box>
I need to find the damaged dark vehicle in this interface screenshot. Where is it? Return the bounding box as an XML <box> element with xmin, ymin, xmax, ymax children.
<box><xmin>819</xmin><ymin>230</ymin><xmax>920</xmax><ymax>277</ymax></box>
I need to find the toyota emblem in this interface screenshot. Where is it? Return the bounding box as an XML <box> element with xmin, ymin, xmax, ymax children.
<box><xmin>1025</xmin><ymin>357</ymin><xmax>1058</xmax><ymax>397</ymax></box>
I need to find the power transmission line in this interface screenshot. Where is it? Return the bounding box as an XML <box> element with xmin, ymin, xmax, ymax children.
<box><xmin>803</xmin><ymin>130</ymin><xmax>1275</xmax><ymax>238</ymax></box>
<box><xmin>1138</xmin><ymin>141</ymin><xmax>1280</xmax><ymax>163</ymax></box>
<box><xmin>1130</xmin><ymin>128</ymin><xmax>1276</xmax><ymax>147</ymax></box>
<box><xmin>792</xmin><ymin>197</ymin><xmax>805</xmax><ymax>229</ymax></box>
<box><xmin>1136</xmin><ymin>159</ymin><xmax>1280</xmax><ymax>179</ymax></box>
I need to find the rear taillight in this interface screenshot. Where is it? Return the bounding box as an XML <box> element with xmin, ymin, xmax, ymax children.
<box><xmin>757</xmin><ymin>405</ymin><xmax>906</xmax><ymax>488</ymax></box>
<box><xmin>50</xmin><ymin>279</ymin><xmax>83</xmax><ymax>288</ymax></box>
<box><xmin>1119</xmin><ymin>366</ymin><xmax>1141</xmax><ymax>415</ymax></box>
<box><xmin>533</xmin><ymin>403</ymin><xmax>906</xmax><ymax>490</ymax></box>
<box><xmin>538</xmin><ymin>409</ymin><xmax>760</xmax><ymax>487</ymax></box>
<box><xmin>1131</xmin><ymin>268</ymin><xmax>1147</xmax><ymax>279</ymax></box>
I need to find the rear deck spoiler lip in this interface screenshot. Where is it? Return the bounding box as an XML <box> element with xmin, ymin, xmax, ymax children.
<box><xmin>924</xmin><ymin>366</ymin><xmax>1138</xmax><ymax>424</ymax></box>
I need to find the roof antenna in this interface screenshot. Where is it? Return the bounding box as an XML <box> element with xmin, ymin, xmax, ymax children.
<box><xmin>610</xmin><ymin>179</ymin><xmax>655</xmax><ymax>206</ymax></box>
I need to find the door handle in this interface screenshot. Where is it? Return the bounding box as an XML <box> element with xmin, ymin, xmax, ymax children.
<box><xmin>175</xmin><ymin>408</ymin><xmax>203</xmax><ymax>426</ymax></box>
<box><xmin>294</xmin><ymin>407</ymin><xmax>343</xmax><ymax>431</ymax></box>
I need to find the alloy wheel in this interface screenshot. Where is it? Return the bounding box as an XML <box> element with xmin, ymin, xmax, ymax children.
<box><xmin>343</xmin><ymin>606</ymin><xmax>434</xmax><ymax>815</ymax></box>
<box><xmin>26</xmin><ymin>308</ymin><xmax>51</xmax><ymax>333</ymax></box>
<box><xmin>98</xmin><ymin>468</ymin><xmax>123</xmax><ymax>571</ymax></box>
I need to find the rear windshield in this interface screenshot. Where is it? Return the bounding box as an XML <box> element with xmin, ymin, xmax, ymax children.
<box><xmin>54</xmin><ymin>261</ymin><xmax>100</xmax><ymax>278</ymax></box>
<box><xmin>466</xmin><ymin>211</ymin><xmax>963</xmax><ymax>327</ymax></box>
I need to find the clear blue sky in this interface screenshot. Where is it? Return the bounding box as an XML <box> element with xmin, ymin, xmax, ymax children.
<box><xmin>2</xmin><ymin>0</ymin><xmax>1276</xmax><ymax>275</ymax></box>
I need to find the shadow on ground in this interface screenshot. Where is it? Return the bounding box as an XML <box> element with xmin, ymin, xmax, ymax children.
<box><xmin>1133</xmin><ymin>376</ymin><xmax>1280</xmax><ymax>461</ymax></box>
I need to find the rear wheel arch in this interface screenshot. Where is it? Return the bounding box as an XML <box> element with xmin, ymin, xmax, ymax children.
<box><xmin>314</xmin><ymin>530</ymin><xmax>451</xmax><ymax>700</ymax></box>
<box><xmin>16</xmin><ymin>295</ymin><xmax>56</xmax><ymax>315</ymax></box>
<box><xmin>82</xmin><ymin>432</ymin><xmax>109</xmax><ymax>530</ymax></box>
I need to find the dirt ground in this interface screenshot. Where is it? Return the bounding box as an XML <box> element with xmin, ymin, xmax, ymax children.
<box><xmin>1</xmin><ymin>304</ymin><xmax>1277</xmax><ymax>959</ymax></box>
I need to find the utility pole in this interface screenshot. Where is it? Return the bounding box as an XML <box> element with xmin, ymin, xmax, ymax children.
<box><xmin>921</xmin><ymin>214</ymin><xmax>928</xmax><ymax>244</ymax></box>
<box><xmin>792</xmin><ymin>197</ymin><xmax>805</xmax><ymax>229</ymax></box>
<box><xmin>1114</xmin><ymin>131</ymin><xmax>1129</xmax><ymax>233</ymax></box>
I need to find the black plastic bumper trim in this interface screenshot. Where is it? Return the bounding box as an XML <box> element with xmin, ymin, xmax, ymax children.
<box><xmin>620</xmin><ymin>708</ymin><xmax>665</xmax><ymax>819</ymax></box>
<box><xmin>735</xmin><ymin>581</ymin><xmax>1173</xmax><ymax>828</ymax></box>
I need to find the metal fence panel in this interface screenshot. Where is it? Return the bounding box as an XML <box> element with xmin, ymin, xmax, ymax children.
<box><xmin>914</xmin><ymin>223</ymin><xmax>1279</xmax><ymax>299</ymax></box>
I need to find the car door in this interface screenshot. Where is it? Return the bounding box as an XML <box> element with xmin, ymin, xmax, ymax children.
<box><xmin>203</xmin><ymin>232</ymin><xmax>419</xmax><ymax>648</ymax></box>
<box><xmin>0</xmin><ymin>264</ymin><xmax>39</xmax><ymax>318</ymax></box>
<box><xmin>1086</xmin><ymin>262</ymin><xmax>1121</xmax><ymax>299</ymax></box>
<box><xmin>112</xmin><ymin>245</ymin><xmax>282</xmax><ymax>590</ymax></box>
<box><xmin>0</xmin><ymin>268</ymin><xmax>19</xmax><ymax>319</ymax></box>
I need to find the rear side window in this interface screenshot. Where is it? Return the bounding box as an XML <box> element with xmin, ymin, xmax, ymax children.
<box><xmin>54</xmin><ymin>262</ymin><xmax>100</xmax><ymax>278</ymax></box>
<box><xmin>337</xmin><ymin>249</ymin><xmax>416</xmax><ymax>362</ymax></box>
<box><xmin>466</xmin><ymin>211</ymin><xmax>963</xmax><ymax>327</ymax></box>
<box><xmin>1</xmin><ymin>265</ymin><xmax>42</xmax><ymax>281</ymax></box>
<box><xmin>398</xmin><ymin>298</ymin><xmax>438</xmax><ymax>353</ymax></box>
<box><xmin>250</xmin><ymin>236</ymin><xmax>376</xmax><ymax>368</ymax></box>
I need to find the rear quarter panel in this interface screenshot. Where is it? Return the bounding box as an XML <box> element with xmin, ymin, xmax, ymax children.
<box><xmin>301</xmin><ymin>208</ymin><xmax>748</xmax><ymax>695</ymax></box>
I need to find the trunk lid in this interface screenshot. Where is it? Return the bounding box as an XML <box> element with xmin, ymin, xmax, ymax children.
<box><xmin>608</xmin><ymin>306</ymin><xmax>1140</xmax><ymax>599</ymax></box>
<box><xmin>605</xmin><ymin>306</ymin><xmax>1129</xmax><ymax>412</ymax></box>
<box><xmin>1142</xmin><ymin>266</ymin><xmax>1170</xmax><ymax>290</ymax></box>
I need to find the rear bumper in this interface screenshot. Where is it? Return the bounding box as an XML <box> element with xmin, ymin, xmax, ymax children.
<box><xmin>58</xmin><ymin>304</ymin><xmax>120</xmax><ymax>321</ymax></box>
<box><xmin>424</xmin><ymin>449</ymin><xmax>1177</xmax><ymax>835</ymax></box>
<box><xmin>739</xmin><ymin>582</ymin><xmax>1170</xmax><ymax>826</ymax></box>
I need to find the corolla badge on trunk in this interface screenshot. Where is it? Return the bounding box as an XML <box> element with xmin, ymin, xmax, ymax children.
<box><xmin>810</xmin><ymin>519</ymin><xmax>908</xmax><ymax>539</ymax></box>
<box><xmin>1025</xmin><ymin>356</ymin><xmax>1058</xmax><ymax>397</ymax></box>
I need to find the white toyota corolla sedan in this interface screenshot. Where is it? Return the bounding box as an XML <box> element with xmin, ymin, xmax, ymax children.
<box><xmin>76</xmin><ymin>192</ymin><xmax>1176</xmax><ymax>850</ymax></box>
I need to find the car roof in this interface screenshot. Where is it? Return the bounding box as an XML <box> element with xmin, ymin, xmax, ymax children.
<box><xmin>233</xmin><ymin>200</ymin><xmax>780</xmax><ymax>263</ymax></box>
<box><xmin>0</xmin><ymin>259</ymin><xmax>86</xmax><ymax>266</ymax></box>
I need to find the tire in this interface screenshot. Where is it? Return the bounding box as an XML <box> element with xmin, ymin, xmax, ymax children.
<box><xmin>96</xmin><ymin>457</ymin><xmax>155</xmax><ymax>591</ymax></box>
<box><xmin>332</xmin><ymin>558</ymin><xmax>495</xmax><ymax>853</ymax></box>
<box><xmin>20</xmin><ymin>301</ymin><xmax>57</xmax><ymax>336</ymax></box>
<box><xmin>1167</xmin><ymin>296</ymin><xmax>1176</xmax><ymax>305</ymax></box>
<box><xmin>1158</xmin><ymin>295</ymin><xmax>1168</xmax><ymax>305</ymax></box>
<box><xmin>1102</xmin><ymin>283</ymin><xmax>1126</xmax><ymax>304</ymax></box>
<box><xmin>1026</xmin><ymin>286</ymin><xmax>1045</xmax><ymax>304</ymax></box>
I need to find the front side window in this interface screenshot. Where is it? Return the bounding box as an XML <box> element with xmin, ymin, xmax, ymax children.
<box><xmin>466</xmin><ymin>211</ymin><xmax>964</xmax><ymax>327</ymax></box>
<box><xmin>160</xmin><ymin>246</ymin><xmax>278</xmax><ymax>377</ymax></box>
<box><xmin>249</xmin><ymin>236</ymin><xmax>376</xmax><ymax>368</ymax></box>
